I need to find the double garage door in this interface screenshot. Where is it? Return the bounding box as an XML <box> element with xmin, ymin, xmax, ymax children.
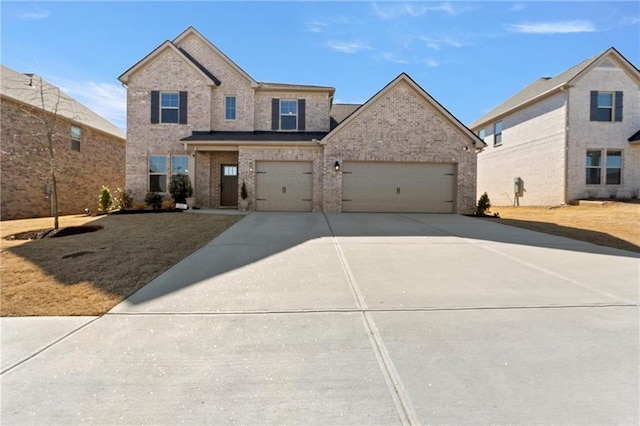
<box><xmin>255</xmin><ymin>161</ymin><xmax>456</xmax><ymax>213</ymax></box>
<box><xmin>342</xmin><ymin>162</ymin><xmax>456</xmax><ymax>213</ymax></box>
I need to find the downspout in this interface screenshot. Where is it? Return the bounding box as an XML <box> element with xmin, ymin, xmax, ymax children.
<box><xmin>562</xmin><ymin>85</ymin><xmax>570</xmax><ymax>204</ymax></box>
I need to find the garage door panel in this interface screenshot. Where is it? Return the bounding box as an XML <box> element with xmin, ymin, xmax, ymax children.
<box><xmin>342</xmin><ymin>162</ymin><xmax>455</xmax><ymax>213</ymax></box>
<box><xmin>256</xmin><ymin>161</ymin><xmax>313</xmax><ymax>212</ymax></box>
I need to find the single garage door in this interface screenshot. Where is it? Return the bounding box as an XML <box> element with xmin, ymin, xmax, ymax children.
<box><xmin>342</xmin><ymin>162</ymin><xmax>456</xmax><ymax>213</ymax></box>
<box><xmin>256</xmin><ymin>161</ymin><xmax>313</xmax><ymax>211</ymax></box>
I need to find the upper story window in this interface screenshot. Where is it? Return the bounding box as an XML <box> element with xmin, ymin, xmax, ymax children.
<box><xmin>590</xmin><ymin>91</ymin><xmax>622</xmax><ymax>122</ymax></box>
<box><xmin>494</xmin><ymin>121</ymin><xmax>502</xmax><ymax>146</ymax></box>
<box><xmin>150</xmin><ymin>91</ymin><xmax>188</xmax><ymax>124</ymax></box>
<box><xmin>225</xmin><ymin>96</ymin><xmax>236</xmax><ymax>120</ymax></box>
<box><xmin>161</xmin><ymin>92</ymin><xmax>179</xmax><ymax>123</ymax></box>
<box><xmin>478</xmin><ymin>128</ymin><xmax>485</xmax><ymax>141</ymax></box>
<box><xmin>280</xmin><ymin>100</ymin><xmax>298</xmax><ymax>130</ymax></box>
<box><xmin>271</xmin><ymin>98</ymin><xmax>306</xmax><ymax>131</ymax></box>
<box><xmin>71</xmin><ymin>126</ymin><xmax>81</xmax><ymax>152</ymax></box>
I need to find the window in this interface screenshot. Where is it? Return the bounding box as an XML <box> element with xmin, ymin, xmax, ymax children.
<box><xmin>223</xmin><ymin>165</ymin><xmax>238</xmax><ymax>176</ymax></box>
<box><xmin>171</xmin><ymin>155</ymin><xmax>189</xmax><ymax>175</ymax></box>
<box><xmin>71</xmin><ymin>126</ymin><xmax>81</xmax><ymax>152</ymax></box>
<box><xmin>478</xmin><ymin>128</ymin><xmax>485</xmax><ymax>141</ymax></box>
<box><xmin>149</xmin><ymin>155</ymin><xmax>167</xmax><ymax>192</ymax></box>
<box><xmin>161</xmin><ymin>92</ymin><xmax>179</xmax><ymax>123</ymax></box>
<box><xmin>494</xmin><ymin>121</ymin><xmax>502</xmax><ymax>146</ymax></box>
<box><xmin>590</xmin><ymin>91</ymin><xmax>623</xmax><ymax>122</ymax></box>
<box><xmin>606</xmin><ymin>150</ymin><xmax>622</xmax><ymax>185</ymax></box>
<box><xmin>280</xmin><ymin>100</ymin><xmax>298</xmax><ymax>130</ymax></box>
<box><xmin>586</xmin><ymin>150</ymin><xmax>602</xmax><ymax>184</ymax></box>
<box><xmin>225</xmin><ymin>96</ymin><xmax>236</xmax><ymax>120</ymax></box>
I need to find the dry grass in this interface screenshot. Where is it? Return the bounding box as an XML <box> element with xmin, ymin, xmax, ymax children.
<box><xmin>486</xmin><ymin>201</ymin><xmax>640</xmax><ymax>253</ymax></box>
<box><xmin>1</xmin><ymin>213</ymin><xmax>241</xmax><ymax>316</ymax></box>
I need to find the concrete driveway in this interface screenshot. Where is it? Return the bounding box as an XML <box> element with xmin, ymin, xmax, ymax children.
<box><xmin>2</xmin><ymin>213</ymin><xmax>638</xmax><ymax>424</ymax></box>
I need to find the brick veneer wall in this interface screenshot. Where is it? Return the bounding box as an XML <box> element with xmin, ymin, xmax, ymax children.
<box><xmin>322</xmin><ymin>80</ymin><xmax>478</xmax><ymax>214</ymax></box>
<box><xmin>1</xmin><ymin>97</ymin><xmax>125</xmax><ymax>220</ymax></box>
<box><xmin>475</xmin><ymin>92</ymin><xmax>567</xmax><ymax>206</ymax></box>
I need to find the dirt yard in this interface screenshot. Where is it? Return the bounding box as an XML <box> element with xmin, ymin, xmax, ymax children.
<box><xmin>1</xmin><ymin>213</ymin><xmax>241</xmax><ymax>316</ymax></box>
<box><xmin>486</xmin><ymin>201</ymin><xmax>639</xmax><ymax>253</ymax></box>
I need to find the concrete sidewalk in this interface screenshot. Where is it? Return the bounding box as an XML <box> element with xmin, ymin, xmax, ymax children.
<box><xmin>2</xmin><ymin>213</ymin><xmax>638</xmax><ymax>424</ymax></box>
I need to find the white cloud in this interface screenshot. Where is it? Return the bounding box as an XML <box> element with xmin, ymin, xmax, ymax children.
<box><xmin>506</xmin><ymin>20</ymin><xmax>597</xmax><ymax>34</ymax></box>
<box><xmin>380</xmin><ymin>52</ymin><xmax>409</xmax><ymax>64</ymax></box>
<box><xmin>419</xmin><ymin>35</ymin><xmax>466</xmax><ymax>51</ymax></box>
<box><xmin>324</xmin><ymin>41</ymin><xmax>373</xmax><ymax>54</ymax></box>
<box><xmin>60</xmin><ymin>80</ymin><xmax>127</xmax><ymax>130</ymax></box>
<box><xmin>423</xmin><ymin>58</ymin><xmax>441</xmax><ymax>68</ymax></box>
<box><xmin>16</xmin><ymin>6</ymin><xmax>50</xmax><ymax>19</ymax></box>
<box><xmin>509</xmin><ymin>3</ymin><xmax>527</xmax><ymax>12</ymax></box>
<box><xmin>372</xmin><ymin>2</ymin><xmax>461</xmax><ymax>20</ymax></box>
<box><xmin>619</xmin><ymin>16</ymin><xmax>640</xmax><ymax>26</ymax></box>
<box><xmin>306</xmin><ymin>21</ymin><xmax>328</xmax><ymax>33</ymax></box>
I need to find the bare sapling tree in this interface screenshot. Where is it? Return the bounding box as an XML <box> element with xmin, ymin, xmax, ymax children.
<box><xmin>34</xmin><ymin>74</ymin><xmax>62</xmax><ymax>229</ymax></box>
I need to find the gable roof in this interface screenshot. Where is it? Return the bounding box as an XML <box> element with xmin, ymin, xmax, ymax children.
<box><xmin>118</xmin><ymin>40</ymin><xmax>219</xmax><ymax>86</ymax></box>
<box><xmin>1</xmin><ymin>65</ymin><xmax>125</xmax><ymax>140</ymax></box>
<box><xmin>330</xmin><ymin>103</ymin><xmax>361</xmax><ymax>130</ymax></box>
<box><xmin>324</xmin><ymin>73</ymin><xmax>486</xmax><ymax>148</ymax></box>
<box><xmin>172</xmin><ymin>26</ymin><xmax>258</xmax><ymax>87</ymax></box>
<box><xmin>470</xmin><ymin>47</ymin><xmax>640</xmax><ymax>129</ymax></box>
<box><xmin>628</xmin><ymin>129</ymin><xmax>640</xmax><ymax>143</ymax></box>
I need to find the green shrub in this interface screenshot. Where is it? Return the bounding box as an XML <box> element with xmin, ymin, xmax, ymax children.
<box><xmin>98</xmin><ymin>185</ymin><xmax>114</xmax><ymax>213</ymax></box>
<box><xmin>241</xmin><ymin>180</ymin><xmax>248</xmax><ymax>200</ymax></box>
<box><xmin>168</xmin><ymin>174</ymin><xmax>193</xmax><ymax>204</ymax></box>
<box><xmin>113</xmin><ymin>187</ymin><xmax>133</xmax><ymax>210</ymax></box>
<box><xmin>144</xmin><ymin>192</ymin><xmax>163</xmax><ymax>210</ymax></box>
<box><xmin>475</xmin><ymin>192</ymin><xmax>491</xmax><ymax>216</ymax></box>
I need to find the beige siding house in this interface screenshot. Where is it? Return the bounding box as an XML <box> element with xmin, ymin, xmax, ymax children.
<box><xmin>1</xmin><ymin>65</ymin><xmax>125</xmax><ymax>220</ymax></box>
<box><xmin>119</xmin><ymin>27</ymin><xmax>484</xmax><ymax>214</ymax></box>
<box><xmin>470</xmin><ymin>48</ymin><xmax>640</xmax><ymax>206</ymax></box>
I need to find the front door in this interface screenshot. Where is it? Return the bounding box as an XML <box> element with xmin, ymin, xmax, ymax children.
<box><xmin>220</xmin><ymin>164</ymin><xmax>238</xmax><ymax>207</ymax></box>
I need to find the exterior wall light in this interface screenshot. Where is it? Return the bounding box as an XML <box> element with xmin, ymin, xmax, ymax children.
<box><xmin>334</xmin><ymin>161</ymin><xmax>341</xmax><ymax>171</ymax></box>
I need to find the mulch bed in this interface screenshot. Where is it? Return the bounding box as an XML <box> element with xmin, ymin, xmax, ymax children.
<box><xmin>5</xmin><ymin>225</ymin><xmax>103</xmax><ymax>241</ymax></box>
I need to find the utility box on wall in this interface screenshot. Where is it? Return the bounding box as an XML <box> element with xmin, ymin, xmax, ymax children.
<box><xmin>514</xmin><ymin>177</ymin><xmax>524</xmax><ymax>197</ymax></box>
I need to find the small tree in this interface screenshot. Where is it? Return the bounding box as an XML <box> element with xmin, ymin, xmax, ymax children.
<box><xmin>168</xmin><ymin>174</ymin><xmax>193</xmax><ymax>204</ymax></box>
<box><xmin>475</xmin><ymin>192</ymin><xmax>491</xmax><ymax>216</ymax></box>
<box><xmin>145</xmin><ymin>192</ymin><xmax>163</xmax><ymax>210</ymax></box>
<box><xmin>98</xmin><ymin>185</ymin><xmax>114</xmax><ymax>213</ymax></box>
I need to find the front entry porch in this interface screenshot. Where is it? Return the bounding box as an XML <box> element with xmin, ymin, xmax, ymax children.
<box><xmin>193</xmin><ymin>150</ymin><xmax>239</xmax><ymax>209</ymax></box>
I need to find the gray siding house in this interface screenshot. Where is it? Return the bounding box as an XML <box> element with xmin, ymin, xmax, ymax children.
<box><xmin>470</xmin><ymin>47</ymin><xmax>640</xmax><ymax>206</ymax></box>
<box><xmin>119</xmin><ymin>27</ymin><xmax>484</xmax><ymax>214</ymax></box>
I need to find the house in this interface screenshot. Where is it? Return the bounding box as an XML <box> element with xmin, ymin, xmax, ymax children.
<box><xmin>1</xmin><ymin>65</ymin><xmax>126</xmax><ymax>220</ymax></box>
<box><xmin>470</xmin><ymin>47</ymin><xmax>640</xmax><ymax>206</ymax></box>
<box><xmin>118</xmin><ymin>27</ymin><xmax>484</xmax><ymax>214</ymax></box>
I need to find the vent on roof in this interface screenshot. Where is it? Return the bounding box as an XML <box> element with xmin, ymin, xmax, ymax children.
<box><xmin>541</xmin><ymin>77</ymin><xmax>551</xmax><ymax>80</ymax></box>
<box><xmin>598</xmin><ymin>59</ymin><xmax>617</xmax><ymax>68</ymax></box>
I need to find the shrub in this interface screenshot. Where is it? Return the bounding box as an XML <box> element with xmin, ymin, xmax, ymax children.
<box><xmin>161</xmin><ymin>200</ymin><xmax>175</xmax><ymax>210</ymax></box>
<box><xmin>98</xmin><ymin>185</ymin><xmax>114</xmax><ymax>213</ymax></box>
<box><xmin>241</xmin><ymin>180</ymin><xmax>248</xmax><ymax>200</ymax></box>
<box><xmin>475</xmin><ymin>192</ymin><xmax>491</xmax><ymax>216</ymax></box>
<box><xmin>113</xmin><ymin>188</ymin><xmax>133</xmax><ymax>210</ymax></box>
<box><xmin>144</xmin><ymin>192</ymin><xmax>163</xmax><ymax>210</ymax></box>
<box><xmin>169</xmin><ymin>174</ymin><xmax>193</xmax><ymax>204</ymax></box>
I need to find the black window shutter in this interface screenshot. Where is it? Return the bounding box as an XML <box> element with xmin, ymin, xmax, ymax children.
<box><xmin>614</xmin><ymin>91</ymin><xmax>623</xmax><ymax>122</ymax></box>
<box><xmin>271</xmin><ymin>98</ymin><xmax>280</xmax><ymax>130</ymax></box>
<box><xmin>589</xmin><ymin>91</ymin><xmax>598</xmax><ymax>121</ymax></box>
<box><xmin>298</xmin><ymin>99</ymin><xmax>306</xmax><ymax>131</ymax></box>
<box><xmin>151</xmin><ymin>91</ymin><xmax>159</xmax><ymax>124</ymax></box>
<box><xmin>179</xmin><ymin>91</ymin><xmax>188</xmax><ymax>124</ymax></box>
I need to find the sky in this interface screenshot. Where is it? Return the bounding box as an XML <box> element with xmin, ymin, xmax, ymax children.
<box><xmin>2</xmin><ymin>1</ymin><xmax>639</xmax><ymax>131</ymax></box>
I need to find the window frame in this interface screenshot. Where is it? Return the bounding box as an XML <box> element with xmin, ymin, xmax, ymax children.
<box><xmin>585</xmin><ymin>149</ymin><xmax>603</xmax><ymax>185</ymax></box>
<box><xmin>225</xmin><ymin>96</ymin><xmax>237</xmax><ymax>121</ymax></box>
<box><xmin>605</xmin><ymin>150</ymin><xmax>622</xmax><ymax>185</ymax></box>
<box><xmin>494</xmin><ymin>121</ymin><xmax>502</xmax><ymax>146</ymax></box>
<box><xmin>71</xmin><ymin>125</ymin><xmax>81</xmax><ymax>152</ymax></box>
<box><xmin>149</xmin><ymin>155</ymin><xmax>168</xmax><ymax>193</ymax></box>
<box><xmin>478</xmin><ymin>128</ymin><xmax>485</xmax><ymax>141</ymax></box>
<box><xmin>596</xmin><ymin>92</ymin><xmax>614</xmax><ymax>122</ymax></box>
<box><xmin>280</xmin><ymin>99</ymin><xmax>298</xmax><ymax>131</ymax></box>
<box><xmin>171</xmin><ymin>155</ymin><xmax>189</xmax><ymax>176</ymax></box>
<box><xmin>160</xmin><ymin>92</ymin><xmax>180</xmax><ymax>124</ymax></box>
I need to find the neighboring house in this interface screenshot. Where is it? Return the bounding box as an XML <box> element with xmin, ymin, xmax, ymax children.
<box><xmin>470</xmin><ymin>47</ymin><xmax>640</xmax><ymax>206</ymax></box>
<box><xmin>118</xmin><ymin>27</ymin><xmax>484</xmax><ymax>214</ymax></box>
<box><xmin>1</xmin><ymin>65</ymin><xmax>126</xmax><ymax>220</ymax></box>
